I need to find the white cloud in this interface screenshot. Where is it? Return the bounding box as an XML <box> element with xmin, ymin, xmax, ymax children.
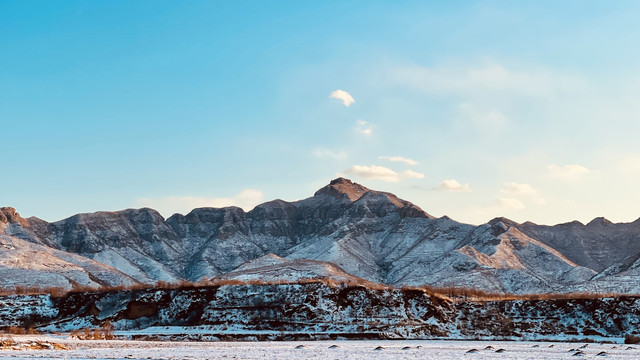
<box><xmin>329</xmin><ymin>89</ymin><xmax>355</xmax><ymax>107</ymax></box>
<box><xmin>496</xmin><ymin>197</ymin><xmax>525</xmax><ymax>210</ymax></box>
<box><xmin>343</xmin><ymin>165</ymin><xmax>424</xmax><ymax>182</ymax></box>
<box><xmin>501</xmin><ymin>182</ymin><xmax>536</xmax><ymax>195</ymax></box>
<box><xmin>402</xmin><ymin>170</ymin><xmax>425</xmax><ymax>179</ymax></box>
<box><xmin>355</xmin><ymin>119</ymin><xmax>372</xmax><ymax>135</ymax></box>
<box><xmin>344</xmin><ymin>165</ymin><xmax>400</xmax><ymax>182</ymax></box>
<box><xmin>500</xmin><ymin>182</ymin><xmax>545</xmax><ymax>206</ymax></box>
<box><xmin>312</xmin><ymin>148</ymin><xmax>347</xmax><ymax>161</ymax></box>
<box><xmin>135</xmin><ymin>189</ymin><xmax>264</xmax><ymax>217</ymax></box>
<box><xmin>392</xmin><ymin>61</ymin><xmax>588</xmax><ymax>98</ymax></box>
<box><xmin>547</xmin><ymin>164</ymin><xmax>591</xmax><ymax>178</ymax></box>
<box><xmin>438</xmin><ymin>179</ymin><xmax>473</xmax><ymax>192</ymax></box>
<box><xmin>379</xmin><ymin>155</ymin><xmax>418</xmax><ymax>166</ymax></box>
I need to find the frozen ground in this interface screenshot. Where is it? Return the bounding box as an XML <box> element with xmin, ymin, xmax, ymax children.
<box><xmin>1</xmin><ymin>336</ymin><xmax>640</xmax><ymax>359</ymax></box>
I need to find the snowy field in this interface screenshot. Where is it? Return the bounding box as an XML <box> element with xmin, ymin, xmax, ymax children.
<box><xmin>1</xmin><ymin>336</ymin><xmax>639</xmax><ymax>359</ymax></box>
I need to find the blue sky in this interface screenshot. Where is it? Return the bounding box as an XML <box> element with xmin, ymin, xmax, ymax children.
<box><xmin>2</xmin><ymin>1</ymin><xmax>640</xmax><ymax>225</ymax></box>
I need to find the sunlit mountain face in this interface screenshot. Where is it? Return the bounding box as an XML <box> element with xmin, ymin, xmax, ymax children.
<box><xmin>2</xmin><ymin>178</ymin><xmax>640</xmax><ymax>295</ymax></box>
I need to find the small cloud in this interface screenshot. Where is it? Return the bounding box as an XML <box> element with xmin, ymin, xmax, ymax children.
<box><xmin>500</xmin><ymin>182</ymin><xmax>545</xmax><ymax>206</ymax></box>
<box><xmin>379</xmin><ymin>155</ymin><xmax>418</xmax><ymax>166</ymax></box>
<box><xmin>329</xmin><ymin>89</ymin><xmax>355</xmax><ymax>107</ymax></box>
<box><xmin>501</xmin><ymin>182</ymin><xmax>535</xmax><ymax>195</ymax></box>
<box><xmin>548</xmin><ymin>164</ymin><xmax>590</xmax><ymax>178</ymax></box>
<box><xmin>496</xmin><ymin>197</ymin><xmax>525</xmax><ymax>210</ymax></box>
<box><xmin>343</xmin><ymin>165</ymin><xmax>424</xmax><ymax>182</ymax></box>
<box><xmin>135</xmin><ymin>189</ymin><xmax>264</xmax><ymax>217</ymax></box>
<box><xmin>312</xmin><ymin>148</ymin><xmax>347</xmax><ymax>161</ymax></box>
<box><xmin>355</xmin><ymin>119</ymin><xmax>372</xmax><ymax>135</ymax></box>
<box><xmin>438</xmin><ymin>179</ymin><xmax>473</xmax><ymax>192</ymax></box>
<box><xmin>344</xmin><ymin>165</ymin><xmax>399</xmax><ymax>182</ymax></box>
<box><xmin>402</xmin><ymin>170</ymin><xmax>425</xmax><ymax>179</ymax></box>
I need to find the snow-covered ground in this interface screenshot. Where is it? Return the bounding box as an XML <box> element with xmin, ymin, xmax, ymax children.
<box><xmin>1</xmin><ymin>336</ymin><xmax>639</xmax><ymax>359</ymax></box>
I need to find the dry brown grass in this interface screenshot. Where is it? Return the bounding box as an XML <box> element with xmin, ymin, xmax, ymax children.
<box><xmin>0</xmin><ymin>326</ymin><xmax>39</xmax><ymax>335</ymax></box>
<box><xmin>625</xmin><ymin>334</ymin><xmax>640</xmax><ymax>344</ymax></box>
<box><xmin>0</xmin><ymin>334</ymin><xmax>16</xmax><ymax>347</ymax></box>
<box><xmin>0</xmin><ymin>286</ymin><xmax>68</xmax><ymax>297</ymax></box>
<box><xmin>70</xmin><ymin>320</ymin><xmax>115</xmax><ymax>340</ymax></box>
<box><xmin>0</xmin><ymin>334</ymin><xmax>69</xmax><ymax>350</ymax></box>
<box><xmin>401</xmin><ymin>285</ymin><xmax>630</xmax><ymax>302</ymax></box>
<box><xmin>0</xmin><ymin>278</ymin><xmax>633</xmax><ymax>302</ymax></box>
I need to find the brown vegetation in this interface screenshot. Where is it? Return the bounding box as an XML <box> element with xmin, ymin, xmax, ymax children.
<box><xmin>0</xmin><ymin>278</ymin><xmax>633</xmax><ymax>302</ymax></box>
<box><xmin>625</xmin><ymin>334</ymin><xmax>640</xmax><ymax>344</ymax></box>
<box><xmin>1</xmin><ymin>332</ymin><xmax>68</xmax><ymax>351</ymax></box>
<box><xmin>70</xmin><ymin>320</ymin><xmax>115</xmax><ymax>340</ymax></box>
<box><xmin>1</xmin><ymin>326</ymin><xmax>39</xmax><ymax>335</ymax></box>
<box><xmin>0</xmin><ymin>335</ymin><xmax>16</xmax><ymax>348</ymax></box>
<box><xmin>402</xmin><ymin>285</ymin><xmax>629</xmax><ymax>302</ymax></box>
<box><xmin>0</xmin><ymin>335</ymin><xmax>68</xmax><ymax>351</ymax></box>
<box><xmin>0</xmin><ymin>285</ymin><xmax>68</xmax><ymax>297</ymax></box>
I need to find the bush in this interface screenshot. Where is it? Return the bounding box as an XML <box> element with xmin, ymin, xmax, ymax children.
<box><xmin>69</xmin><ymin>320</ymin><xmax>116</xmax><ymax>340</ymax></box>
<box><xmin>625</xmin><ymin>335</ymin><xmax>640</xmax><ymax>344</ymax></box>
<box><xmin>5</xmin><ymin>326</ymin><xmax>25</xmax><ymax>335</ymax></box>
<box><xmin>0</xmin><ymin>334</ymin><xmax>16</xmax><ymax>347</ymax></box>
<box><xmin>1</xmin><ymin>326</ymin><xmax>40</xmax><ymax>335</ymax></box>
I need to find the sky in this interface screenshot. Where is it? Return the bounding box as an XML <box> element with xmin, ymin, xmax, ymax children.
<box><xmin>2</xmin><ymin>1</ymin><xmax>640</xmax><ymax>225</ymax></box>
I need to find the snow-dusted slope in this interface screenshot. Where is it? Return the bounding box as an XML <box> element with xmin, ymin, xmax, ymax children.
<box><xmin>569</xmin><ymin>252</ymin><xmax>640</xmax><ymax>293</ymax></box>
<box><xmin>217</xmin><ymin>254</ymin><xmax>383</xmax><ymax>286</ymax></box>
<box><xmin>9</xmin><ymin>207</ymin><xmax>185</xmax><ymax>283</ymax></box>
<box><xmin>382</xmin><ymin>221</ymin><xmax>596</xmax><ymax>293</ymax></box>
<box><xmin>517</xmin><ymin>217</ymin><xmax>640</xmax><ymax>272</ymax></box>
<box><xmin>501</xmin><ymin>217</ymin><xmax>640</xmax><ymax>293</ymax></box>
<box><xmin>0</xmin><ymin>208</ymin><xmax>140</xmax><ymax>290</ymax></box>
<box><xmin>3</xmin><ymin>178</ymin><xmax>640</xmax><ymax>294</ymax></box>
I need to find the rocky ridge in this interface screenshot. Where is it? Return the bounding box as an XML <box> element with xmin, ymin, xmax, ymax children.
<box><xmin>1</xmin><ymin>178</ymin><xmax>640</xmax><ymax>294</ymax></box>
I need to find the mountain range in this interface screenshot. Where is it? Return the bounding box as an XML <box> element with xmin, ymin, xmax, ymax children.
<box><xmin>2</xmin><ymin>177</ymin><xmax>640</xmax><ymax>294</ymax></box>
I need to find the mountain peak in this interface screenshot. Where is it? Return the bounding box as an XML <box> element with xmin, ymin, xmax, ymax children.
<box><xmin>488</xmin><ymin>217</ymin><xmax>520</xmax><ymax>227</ymax></box>
<box><xmin>314</xmin><ymin>177</ymin><xmax>371</xmax><ymax>201</ymax></box>
<box><xmin>587</xmin><ymin>217</ymin><xmax>612</xmax><ymax>227</ymax></box>
<box><xmin>0</xmin><ymin>207</ymin><xmax>28</xmax><ymax>226</ymax></box>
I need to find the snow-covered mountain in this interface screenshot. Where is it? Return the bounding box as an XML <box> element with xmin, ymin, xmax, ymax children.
<box><xmin>0</xmin><ymin>209</ymin><xmax>140</xmax><ymax>290</ymax></box>
<box><xmin>517</xmin><ymin>217</ymin><xmax>640</xmax><ymax>272</ymax></box>
<box><xmin>2</xmin><ymin>178</ymin><xmax>640</xmax><ymax>294</ymax></box>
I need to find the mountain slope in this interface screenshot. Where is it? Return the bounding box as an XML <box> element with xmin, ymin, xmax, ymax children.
<box><xmin>2</xmin><ymin>179</ymin><xmax>640</xmax><ymax>294</ymax></box>
<box><xmin>0</xmin><ymin>208</ymin><xmax>140</xmax><ymax>290</ymax></box>
<box><xmin>216</xmin><ymin>254</ymin><xmax>383</xmax><ymax>286</ymax></box>
<box><xmin>517</xmin><ymin>217</ymin><xmax>640</xmax><ymax>272</ymax></box>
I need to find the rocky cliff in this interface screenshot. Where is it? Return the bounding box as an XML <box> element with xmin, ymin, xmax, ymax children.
<box><xmin>1</xmin><ymin>283</ymin><xmax>639</xmax><ymax>342</ymax></box>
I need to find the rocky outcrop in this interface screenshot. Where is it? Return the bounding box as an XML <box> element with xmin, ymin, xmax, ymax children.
<box><xmin>2</xmin><ymin>284</ymin><xmax>640</xmax><ymax>342</ymax></box>
<box><xmin>0</xmin><ymin>283</ymin><xmax>455</xmax><ymax>340</ymax></box>
<box><xmin>0</xmin><ymin>207</ymin><xmax>27</xmax><ymax>226</ymax></box>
